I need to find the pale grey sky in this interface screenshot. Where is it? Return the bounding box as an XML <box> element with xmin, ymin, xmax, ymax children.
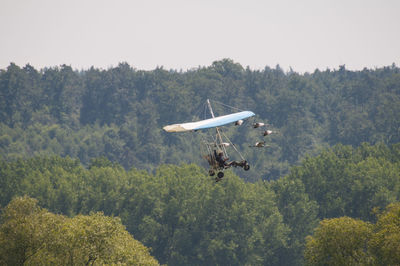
<box><xmin>1</xmin><ymin>0</ymin><xmax>399</xmax><ymax>72</ymax></box>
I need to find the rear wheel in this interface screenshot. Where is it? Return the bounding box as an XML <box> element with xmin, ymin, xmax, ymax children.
<box><xmin>244</xmin><ymin>164</ymin><xmax>250</xmax><ymax>171</ymax></box>
<box><xmin>209</xmin><ymin>170</ymin><xmax>215</xmax><ymax>176</ymax></box>
<box><xmin>217</xmin><ymin>171</ymin><xmax>224</xmax><ymax>178</ymax></box>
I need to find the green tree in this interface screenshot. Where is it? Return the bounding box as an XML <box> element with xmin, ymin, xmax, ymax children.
<box><xmin>52</xmin><ymin>212</ymin><xmax>159</xmax><ymax>265</ymax></box>
<box><xmin>304</xmin><ymin>217</ymin><xmax>373</xmax><ymax>265</ymax></box>
<box><xmin>369</xmin><ymin>203</ymin><xmax>400</xmax><ymax>265</ymax></box>
<box><xmin>270</xmin><ymin>177</ymin><xmax>319</xmax><ymax>265</ymax></box>
<box><xmin>0</xmin><ymin>196</ymin><xmax>159</xmax><ymax>265</ymax></box>
<box><xmin>0</xmin><ymin>196</ymin><xmax>64</xmax><ymax>265</ymax></box>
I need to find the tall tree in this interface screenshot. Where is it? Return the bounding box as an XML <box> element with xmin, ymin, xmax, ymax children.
<box><xmin>369</xmin><ymin>203</ymin><xmax>400</xmax><ymax>265</ymax></box>
<box><xmin>0</xmin><ymin>196</ymin><xmax>159</xmax><ymax>265</ymax></box>
<box><xmin>304</xmin><ymin>217</ymin><xmax>373</xmax><ymax>265</ymax></box>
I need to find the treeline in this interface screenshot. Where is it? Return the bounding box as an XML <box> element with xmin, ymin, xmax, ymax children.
<box><xmin>1</xmin><ymin>60</ymin><xmax>400</xmax><ymax>180</ymax></box>
<box><xmin>1</xmin><ymin>142</ymin><xmax>399</xmax><ymax>265</ymax></box>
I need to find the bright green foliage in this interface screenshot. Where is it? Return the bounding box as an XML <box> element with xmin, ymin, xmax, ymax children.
<box><xmin>50</xmin><ymin>213</ymin><xmax>159</xmax><ymax>265</ymax></box>
<box><xmin>0</xmin><ymin>196</ymin><xmax>65</xmax><ymax>265</ymax></box>
<box><xmin>0</xmin><ymin>196</ymin><xmax>159</xmax><ymax>265</ymax></box>
<box><xmin>305</xmin><ymin>203</ymin><xmax>400</xmax><ymax>266</ymax></box>
<box><xmin>369</xmin><ymin>203</ymin><xmax>400</xmax><ymax>265</ymax></box>
<box><xmin>304</xmin><ymin>217</ymin><xmax>373</xmax><ymax>265</ymax></box>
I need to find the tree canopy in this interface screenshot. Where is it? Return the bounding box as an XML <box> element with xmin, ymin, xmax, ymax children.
<box><xmin>0</xmin><ymin>143</ymin><xmax>399</xmax><ymax>265</ymax></box>
<box><xmin>0</xmin><ymin>196</ymin><xmax>159</xmax><ymax>265</ymax></box>
<box><xmin>1</xmin><ymin>60</ymin><xmax>400</xmax><ymax>265</ymax></box>
<box><xmin>1</xmin><ymin>61</ymin><xmax>400</xmax><ymax>180</ymax></box>
<box><xmin>305</xmin><ymin>203</ymin><xmax>400</xmax><ymax>266</ymax></box>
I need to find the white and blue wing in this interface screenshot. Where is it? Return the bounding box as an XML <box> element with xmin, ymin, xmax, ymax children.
<box><xmin>163</xmin><ymin>111</ymin><xmax>255</xmax><ymax>132</ymax></box>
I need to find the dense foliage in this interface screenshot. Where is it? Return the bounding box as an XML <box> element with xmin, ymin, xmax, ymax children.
<box><xmin>1</xmin><ymin>60</ymin><xmax>400</xmax><ymax>264</ymax></box>
<box><xmin>1</xmin><ymin>60</ymin><xmax>400</xmax><ymax>180</ymax></box>
<box><xmin>285</xmin><ymin>143</ymin><xmax>400</xmax><ymax>221</ymax></box>
<box><xmin>0</xmin><ymin>142</ymin><xmax>399</xmax><ymax>264</ymax></box>
<box><xmin>0</xmin><ymin>196</ymin><xmax>159</xmax><ymax>265</ymax></box>
<box><xmin>0</xmin><ymin>158</ymin><xmax>292</xmax><ymax>265</ymax></box>
<box><xmin>305</xmin><ymin>203</ymin><xmax>400</xmax><ymax>265</ymax></box>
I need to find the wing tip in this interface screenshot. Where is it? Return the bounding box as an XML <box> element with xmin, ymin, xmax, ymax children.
<box><xmin>163</xmin><ymin>124</ymin><xmax>188</xmax><ymax>132</ymax></box>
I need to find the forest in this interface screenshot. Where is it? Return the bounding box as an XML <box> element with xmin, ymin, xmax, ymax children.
<box><xmin>1</xmin><ymin>59</ymin><xmax>400</xmax><ymax>265</ymax></box>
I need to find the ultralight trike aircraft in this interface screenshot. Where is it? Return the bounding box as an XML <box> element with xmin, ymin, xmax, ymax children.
<box><xmin>163</xmin><ymin>99</ymin><xmax>261</xmax><ymax>182</ymax></box>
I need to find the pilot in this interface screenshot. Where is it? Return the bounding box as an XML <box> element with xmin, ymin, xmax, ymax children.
<box><xmin>214</xmin><ymin>150</ymin><xmax>229</xmax><ymax>167</ymax></box>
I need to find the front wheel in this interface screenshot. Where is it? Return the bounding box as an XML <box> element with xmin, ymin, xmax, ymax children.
<box><xmin>244</xmin><ymin>164</ymin><xmax>250</xmax><ymax>171</ymax></box>
<box><xmin>217</xmin><ymin>171</ymin><xmax>224</xmax><ymax>178</ymax></box>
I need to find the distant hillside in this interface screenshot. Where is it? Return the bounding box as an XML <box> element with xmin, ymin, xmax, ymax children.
<box><xmin>1</xmin><ymin>59</ymin><xmax>400</xmax><ymax>180</ymax></box>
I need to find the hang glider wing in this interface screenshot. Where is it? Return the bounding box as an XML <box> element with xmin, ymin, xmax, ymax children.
<box><xmin>163</xmin><ymin>111</ymin><xmax>255</xmax><ymax>132</ymax></box>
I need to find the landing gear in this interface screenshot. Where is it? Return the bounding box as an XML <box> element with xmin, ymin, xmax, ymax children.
<box><xmin>231</xmin><ymin>160</ymin><xmax>250</xmax><ymax>171</ymax></box>
<box><xmin>215</xmin><ymin>171</ymin><xmax>224</xmax><ymax>182</ymax></box>
<box><xmin>208</xmin><ymin>160</ymin><xmax>250</xmax><ymax>182</ymax></box>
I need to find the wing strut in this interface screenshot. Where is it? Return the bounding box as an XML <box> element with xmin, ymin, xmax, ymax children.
<box><xmin>207</xmin><ymin>99</ymin><xmax>228</xmax><ymax>157</ymax></box>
